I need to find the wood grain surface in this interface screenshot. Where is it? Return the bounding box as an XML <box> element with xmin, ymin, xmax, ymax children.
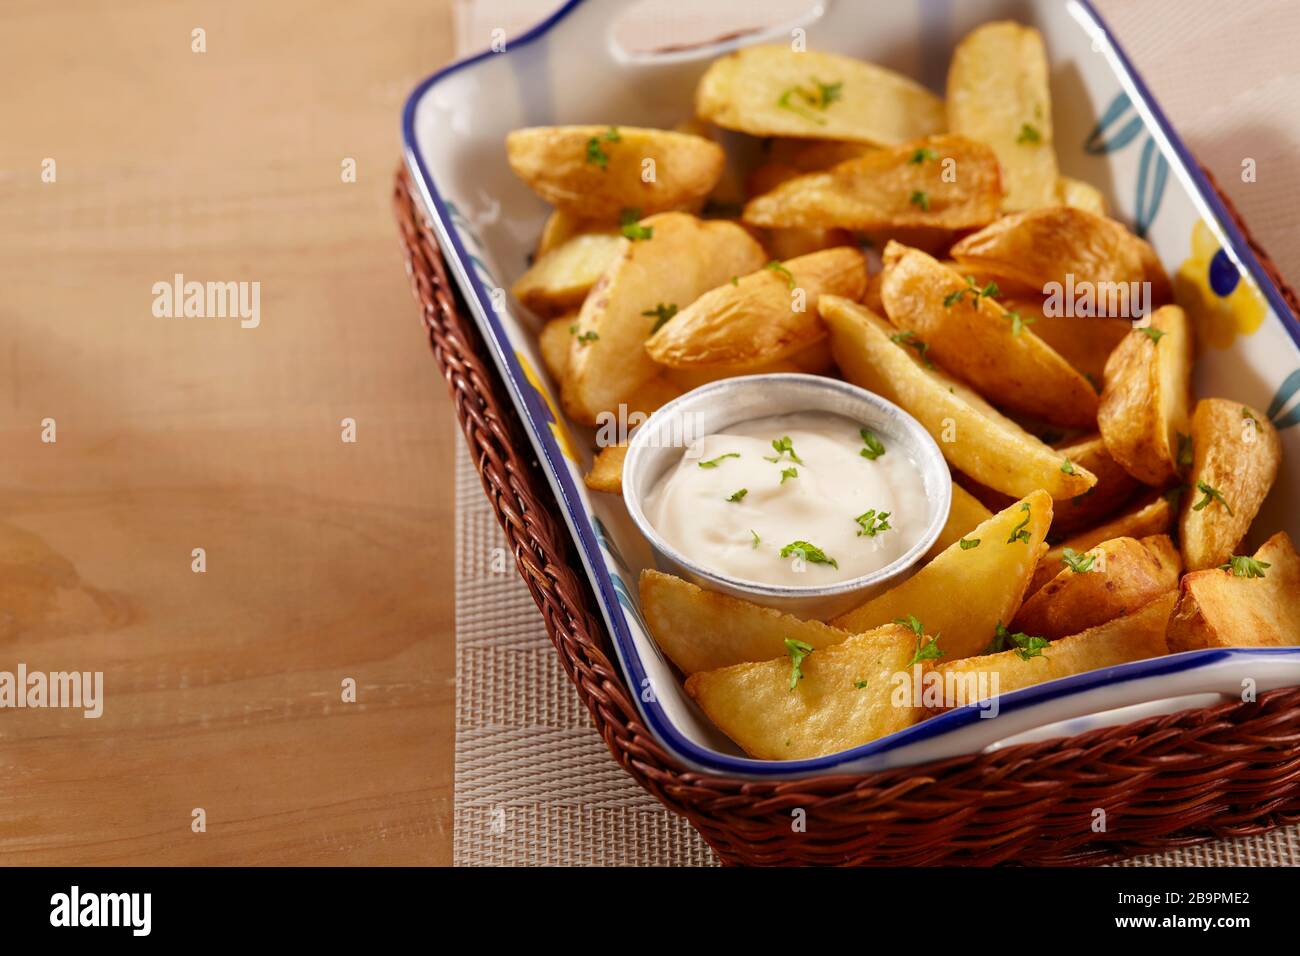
<box><xmin>0</xmin><ymin>0</ymin><xmax>458</xmax><ymax>864</ymax></box>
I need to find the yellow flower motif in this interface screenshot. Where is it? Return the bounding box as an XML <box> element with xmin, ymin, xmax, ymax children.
<box><xmin>1173</xmin><ymin>219</ymin><xmax>1266</xmax><ymax>350</ymax></box>
<box><xmin>517</xmin><ymin>349</ymin><xmax>580</xmax><ymax>464</ymax></box>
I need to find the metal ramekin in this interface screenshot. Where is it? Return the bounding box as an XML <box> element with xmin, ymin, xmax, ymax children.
<box><xmin>622</xmin><ymin>373</ymin><xmax>952</xmax><ymax>620</ymax></box>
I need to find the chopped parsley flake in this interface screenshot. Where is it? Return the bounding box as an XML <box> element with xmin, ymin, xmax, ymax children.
<box><xmin>642</xmin><ymin>302</ymin><xmax>677</xmax><ymax>333</ymax></box>
<box><xmin>697</xmin><ymin>452</ymin><xmax>740</xmax><ymax>469</ymax></box>
<box><xmin>780</xmin><ymin>540</ymin><xmax>838</xmax><ymax>569</ymax></box>
<box><xmin>854</xmin><ymin>509</ymin><xmax>892</xmax><ymax>537</ymax></box>
<box><xmin>726</xmin><ymin>488</ymin><xmax>748</xmax><ymax>502</ymax></box>
<box><xmin>785</xmin><ymin>638</ymin><xmax>814</xmax><ymax>690</ymax></box>
<box><xmin>1007</xmin><ymin>502</ymin><xmax>1032</xmax><ymax>544</ymax></box>
<box><xmin>1221</xmin><ymin>555</ymin><xmax>1269</xmax><ymax>578</ymax></box>
<box><xmin>1192</xmin><ymin>480</ymin><xmax>1233</xmax><ymax>516</ymax></box>
<box><xmin>859</xmin><ymin>428</ymin><xmax>886</xmax><ymax>460</ymax></box>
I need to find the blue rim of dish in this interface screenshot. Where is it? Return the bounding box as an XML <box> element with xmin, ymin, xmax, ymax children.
<box><xmin>400</xmin><ymin>0</ymin><xmax>1300</xmax><ymax>777</ymax></box>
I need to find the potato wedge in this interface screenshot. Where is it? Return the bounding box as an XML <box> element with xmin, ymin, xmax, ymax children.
<box><xmin>1179</xmin><ymin>398</ymin><xmax>1281</xmax><ymax>570</ymax></box>
<box><xmin>537</xmin><ymin>209</ymin><xmax>616</xmax><ymax>257</ymax></box>
<box><xmin>832</xmin><ymin>492</ymin><xmax>1053</xmax><ymax>660</ymax></box>
<box><xmin>583</xmin><ymin>443</ymin><xmax>628</xmax><ymax>495</ymax></box>
<box><xmin>513</xmin><ymin>233</ymin><xmax>623</xmax><ymax>315</ymax></box>
<box><xmin>950</xmin><ymin>207</ymin><xmax>1171</xmax><ymax>306</ymax></box>
<box><xmin>766</xmin><ymin>137</ymin><xmax>877</xmax><ymax>172</ymax></box>
<box><xmin>1011</xmin><ymin>536</ymin><xmax>1179</xmax><ymax>639</ymax></box>
<box><xmin>639</xmin><ymin>570</ymin><xmax>851</xmax><ymax>674</ymax></box>
<box><xmin>761</xmin><ymin>226</ymin><xmax>856</xmax><ymax>260</ymax></box>
<box><xmin>1167</xmin><ymin>532</ymin><xmax>1300</xmax><ymax>650</ymax></box>
<box><xmin>879</xmin><ymin>243</ymin><xmax>1099</xmax><ymax>427</ymax></box>
<box><xmin>506</xmin><ymin>126</ymin><xmax>725</xmax><ymax>218</ymax></box>
<box><xmin>743</xmin><ymin>135</ymin><xmax>1003</xmax><ymax>231</ymax></box>
<box><xmin>1098</xmin><ymin>305</ymin><xmax>1194</xmax><ymax>485</ymax></box>
<box><xmin>999</xmin><ymin>295</ymin><xmax>1130</xmax><ymax>384</ymax></box>
<box><xmin>659</xmin><ymin>338</ymin><xmax>835</xmax><ymax>391</ymax></box>
<box><xmin>695</xmin><ymin>45</ymin><xmax>944</xmax><ymax>146</ymax></box>
<box><xmin>562</xmin><ymin>213</ymin><xmax>766</xmax><ymax>423</ymax></box>
<box><xmin>539</xmin><ymin>314</ymin><xmax>576</xmax><ymax>382</ymax></box>
<box><xmin>1050</xmin><ymin>434</ymin><xmax>1142</xmax><ymax>535</ymax></box>
<box><xmin>685</xmin><ymin>623</ymin><xmax>923</xmax><ymax>759</ymax></box>
<box><xmin>1142</xmin><ymin>532</ymin><xmax>1183</xmax><ymax>578</ymax></box>
<box><xmin>1029</xmin><ymin>494</ymin><xmax>1175</xmax><ymax>594</ymax></box>
<box><xmin>1056</xmin><ymin>176</ymin><xmax>1107</xmax><ymax>217</ymax></box>
<box><xmin>820</xmin><ymin>295</ymin><xmax>1097</xmax><ymax>499</ymax></box>
<box><xmin>947</xmin><ymin>21</ymin><xmax>1058</xmax><ymax>211</ymax></box>
<box><xmin>928</xmin><ymin>592</ymin><xmax>1174</xmax><ymax>708</ymax></box>
<box><xmin>646</xmin><ymin>247</ymin><xmax>866</xmax><ymax>369</ymax></box>
<box><xmin>925</xmin><ymin>483</ymin><xmax>994</xmax><ymax>561</ymax></box>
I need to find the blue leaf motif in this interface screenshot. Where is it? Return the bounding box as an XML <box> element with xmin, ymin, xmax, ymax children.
<box><xmin>1085</xmin><ymin>92</ymin><xmax>1145</xmax><ymax>154</ymax></box>
<box><xmin>1267</xmin><ymin>368</ymin><xmax>1300</xmax><ymax>430</ymax></box>
<box><xmin>1134</xmin><ymin>137</ymin><xmax>1169</xmax><ymax>238</ymax></box>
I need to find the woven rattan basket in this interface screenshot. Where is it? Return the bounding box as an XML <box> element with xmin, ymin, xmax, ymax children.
<box><xmin>394</xmin><ymin>165</ymin><xmax>1300</xmax><ymax>866</ymax></box>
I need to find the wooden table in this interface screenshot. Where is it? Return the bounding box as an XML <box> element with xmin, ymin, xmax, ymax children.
<box><xmin>0</xmin><ymin>0</ymin><xmax>457</xmax><ymax>864</ymax></box>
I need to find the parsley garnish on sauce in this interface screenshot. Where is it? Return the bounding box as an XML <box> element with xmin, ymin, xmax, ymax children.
<box><xmin>765</xmin><ymin>436</ymin><xmax>804</xmax><ymax>464</ymax></box>
<box><xmin>726</xmin><ymin>488</ymin><xmax>748</xmax><ymax>503</ymax></box>
<box><xmin>859</xmin><ymin>428</ymin><xmax>886</xmax><ymax>460</ymax></box>
<box><xmin>854</xmin><ymin>509</ymin><xmax>892</xmax><ymax>537</ymax></box>
<box><xmin>780</xmin><ymin>540</ymin><xmax>838</xmax><ymax>569</ymax></box>
<box><xmin>697</xmin><ymin>452</ymin><xmax>739</xmax><ymax>469</ymax></box>
<box><xmin>779</xmin><ymin>466</ymin><xmax>798</xmax><ymax>484</ymax></box>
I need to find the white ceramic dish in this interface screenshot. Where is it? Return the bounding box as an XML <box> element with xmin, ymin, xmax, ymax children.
<box><xmin>403</xmin><ymin>0</ymin><xmax>1300</xmax><ymax>778</ymax></box>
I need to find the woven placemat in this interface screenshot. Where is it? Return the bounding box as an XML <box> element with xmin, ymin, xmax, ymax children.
<box><xmin>449</xmin><ymin>0</ymin><xmax>1300</xmax><ymax>867</ymax></box>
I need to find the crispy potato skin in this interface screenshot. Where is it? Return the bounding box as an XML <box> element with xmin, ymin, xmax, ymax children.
<box><xmin>879</xmin><ymin>242</ymin><xmax>1098</xmax><ymax>427</ymax></box>
<box><xmin>1179</xmin><ymin>398</ymin><xmax>1281</xmax><ymax>570</ymax></box>
<box><xmin>646</xmin><ymin>247</ymin><xmax>865</xmax><ymax>369</ymax></box>
<box><xmin>562</xmin><ymin>213</ymin><xmax>766</xmax><ymax>423</ymax></box>
<box><xmin>506</xmin><ymin>126</ymin><xmax>725</xmax><ymax>218</ymax></box>
<box><xmin>1098</xmin><ymin>305</ymin><xmax>1193</xmax><ymax>486</ymax></box>
<box><xmin>583</xmin><ymin>444</ymin><xmax>627</xmax><ymax>495</ymax></box>
<box><xmin>640</xmin><ymin>570</ymin><xmax>850</xmax><ymax>675</ymax></box>
<box><xmin>684</xmin><ymin>624</ymin><xmax>923</xmax><ymax>760</ymax></box>
<box><xmin>1000</xmin><ymin>295</ymin><xmax>1129</xmax><ymax>383</ymax></box>
<box><xmin>950</xmin><ymin>206</ymin><xmax>1168</xmax><ymax>299</ymax></box>
<box><xmin>1167</xmin><ymin>533</ymin><xmax>1300</xmax><ymax>650</ymax></box>
<box><xmin>929</xmin><ymin>592</ymin><xmax>1174</xmax><ymax>709</ymax></box>
<box><xmin>1029</xmin><ymin>495</ymin><xmax>1175</xmax><ymax>595</ymax></box>
<box><xmin>1011</xmin><ymin>536</ymin><xmax>1179</xmax><ymax>639</ymax></box>
<box><xmin>832</xmin><ymin>491</ymin><xmax>1053</xmax><ymax>660</ymax></box>
<box><xmin>820</xmin><ymin>295</ymin><xmax>1096</xmax><ymax>499</ymax></box>
<box><xmin>695</xmin><ymin>45</ymin><xmax>944</xmax><ymax>145</ymax></box>
<box><xmin>513</xmin><ymin>233</ymin><xmax>623</xmax><ymax>315</ymax></box>
<box><xmin>743</xmin><ymin>135</ymin><xmax>1003</xmax><ymax>231</ymax></box>
<box><xmin>924</xmin><ymin>483</ymin><xmax>993</xmax><ymax>561</ymax></box>
<box><xmin>1049</xmin><ymin>434</ymin><xmax>1142</xmax><ymax>535</ymax></box>
<box><xmin>947</xmin><ymin>21</ymin><xmax>1058</xmax><ymax>211</ymax></box>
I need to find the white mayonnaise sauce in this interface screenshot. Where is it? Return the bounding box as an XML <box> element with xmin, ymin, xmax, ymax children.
<box><xmin>643</xmin><ymin>412</ymin><xmax>930</xmax><ymax>587</ymax></box>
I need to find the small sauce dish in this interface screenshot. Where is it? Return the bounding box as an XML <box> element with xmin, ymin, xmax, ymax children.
<box><xmin>622</xmin><ymin>373</ymin><xmax>952</xmax><ymax>620</ymax></box>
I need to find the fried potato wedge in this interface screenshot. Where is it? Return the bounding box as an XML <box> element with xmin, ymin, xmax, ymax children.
<box><xmin>506</xmin><ymin>126</ymin><xmax>725</xmax><ymax>218</ymax></box>
<box><xmin>537</xmin><ymin>209</ymin><xmax>617</xmax><ymax>257</ymax></box>
<box><xmin>659</xmin><ymin>338</ymin><xmax>835</xmax><ymax>391</ymax></box>
<box><xmin>695</xmin><ymin>45</ymin><xmax>944</xmax><ymax>146</ymax></box>
<box><xmin>1098</xmin><ymin>305</ymin><xmax>1194</xmax><ymax>485</ymax></box>
<box><xmin>640</xmin><ymin>570</ymin><xmax>851</xmax><ymax>675</ymax></box>
<box><xmin>562</xmin><ymin>213</ymin><xmax>766</xmax><ymax>423</ymax></box>
<box><xmin>1179</xmin><ymin>398</ymin><xmax>1282</xmax><ymax>570</ymax></box>
<box><xmin>879</xmin><ymin>243</ymin><xmax>1099</xmax><ymax>427</ymax></box>
<box><xmin>820</xmin><ymin>295</ymin><xmax>1097</xmax><ymax>499</ymax></box>
<box><xmin>646</xmin><ymin>247</ymin><xmax>866</xmax><ymax>369</ymax></box>
<box><xmin>743</xmin><ymin>135</ymin><xmax>1004</xmax><ymax>231</ymax></box>
<box><xmin>925</xmin><ymin>483</ymin><xmax>994</xmax><ymax>561</ymax></box>
<box><xmin>1011</xmin><ymin>536</ymin><xmax>1179</xmax><ymax>639</ymax></box>
<box><xmin>1056</xmin><ymin>176</ymin><xmax>1107</xmax><ymax>217</ymax></box>
<box><xmin>999</xmin><ymin>295</ymin><xmax>1130</xmax><ymax>383</ymax></box>
<box><xmin>583</xmin><ymin>443</ymin><xmax>628</xmax><ymax>495</ymax></box>
<box><xmin>832</xmin><ymin>492</ymin><xmax>1053</xmax><ymax>660</ymax></box>
<box><xmin>685</xmin><ymin>623</ymin><xmax>922</xmax><ymax>759</ymax></box>
<box><xmin>1050</xmin><ymin>434</ymin><xmax>1142</xmax><ymax>535</ymax></box>
<box><xmin>539</xmin><ymin>314</ymin><xmax>577</xmax><ymax>382</ymax></box>
<box><xmin>1029</xmin><ymin>494</ymin><xmax>1175</xmax><ymax>594</ymax></box>
<box><xmin>766</xmin><ymin>137</ymin><xmax>877</xmax><ymax>172</ymax></box>
<box><xmin>928</xmin><ymin>592</ymin><xmax>1174</xmax><ymax>709</ymax></box>
<box><xmin>761</xmin><ymin>226</ymin><xmax>856</xmax><ymax>260</ymax></box>
<box><xmin>947</xmin><ymin>21</ymin><xmax>1058</xmax><ymax>211</ymax></box>
<box><xmin>513</xmin><ymin>233</ymin><xmax>624</xmax><ymax>315</ymax></box>
<box><xmin>950</xmin><ymin>207</ymin><xmax>1171</xmax><ymax>305</ymax></box>
<box><xmin>1167</xmin><ymin>532</ymin><xmax>1300</xmax><ymax>650</ymax></box>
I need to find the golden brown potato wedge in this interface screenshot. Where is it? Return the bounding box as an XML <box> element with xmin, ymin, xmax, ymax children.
<box><xmin>1056</xmin><ymin>176</ymin><xmax>1107</xmax><ymax>217</ymax></box>
<box><xmin>562</xmin><ymin>213</ymin><xmax>766</xmax><ymax>423</ymax></box>
<box><xmin>925</xmin><ymin>483</ymin><xmax>994</xmax><ymax>561</ymax></box>
<box><xmin>1049</xmin><ymin>434</ymin><xmax>1142</xmax><ymax>535</ymax></box>
<box><xmin>583</xmin><ymin>443</ymin><xmax>628</xmax><ymax>495</ymax></box>
<box><xmin>695</xmin><ymin>45</ymin><xmax>944</xmax><ymax>146</ymax></box>
<box><xmin>537</xmin><ymin>209</ymin><xmax>617</xmax><ymax>257</ymax></box>
<box><xmin>820</xmin><ymin>295</ymin><xmax>1097</xmax><ymax>499</ymax></box>
<box><xmin>646</xmin><ymin>247</ymin><xmax>866</xmax><ymax>369</ymax></box>
<box><xmin>928</xmin><ymin>592</ymin><xmax>1174</xmax><ymax>709</ymax></box>
<box><xmin>506</xmin><ymin>126</ymin><xmax>725</xmax><ymax>218</ymax></box>
<box><xmin>766</xmin><ymin>137</ymin><xmax>877</xmax><ymax>172</ymax></box>
<box><xmin>1010</xmin><ymin>536</ymin><xmax>1179</xmax><ymax>639</ymax></box>
<box><xmin>950</xmin><ymin>207</ymin><xmax>1171</xmax><ymax>305</ymax></box>
<box><xmin>947</xmin><ymin>21</ymin><xmax>1058</xmax><ymax>211</ymax></box>
<box><xmin>684</xmin><ymin>623</ymin><xmax>923</xmax><ymax>759</ymax></box>
<box><xmin>1179</xmin><ymin>398</ymin><xmax>1281</xmax><ymax>571</ymax></box>
<box><xmin>1167</xmin><ymin>532</ymin><xmax>1300</xmax><ymax>650</ymax></box>
<box><xmin>659</xmin><ymin>338</ymin><xmax>835</xmax><ymax>391</ymax></box>
<box><xmin>743</xmin><ymin>135</ymin><xmax>1004</xmax><ymax>232</ymax></box>
<box><xmin>879</xmin><ymin>242</ymin><xmax>1099</xmax><ymax>427</ymax></box>
<box><xmin>539</xmin><ymin>314</ymin><xmax>577</xmax><ymax>382</ymax></box>
<box><xmin>639</xmin><ymin>570</ymin><xmax>851</xmax><ymax>675</ymax></box>
<box><xmin>999</xmin><ymin>295</ymin><xmax>1129</xmax><ymax>384</ymax></box>
<box><xmin>761</xmin><ymin>226</ymin><xmax>856</xmax><ymax>260</ymax></box>
<box><xmin>832</xmin><ymin>492</ymin><xmax>1053</xmax><ymax>660</ymax></box>
<box><xmin>1098</xmin><ymin>305</ymin><xmax>1194</xmax><ymax>486</ymax></box>
<box><xmin>513</xmin><ymin>233</ymin><xmax>624</xmax><ymax>315</ymax></box>
<box><xmin>1141</xmin><ymin>532</ymin><xmax>1183</xmax><ymax>578</ymax></box>
<box><xmin>1029</xmin><ymin>494</ymin><xmax>1175</xmax><ymax>594</ymax></box>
